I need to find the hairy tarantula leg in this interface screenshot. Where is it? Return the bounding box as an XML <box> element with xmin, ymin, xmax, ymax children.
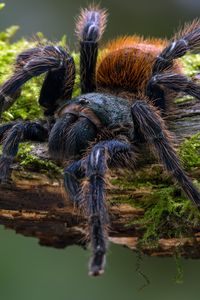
<box><xmin>146</xmin><ymin>81</ymin><xmax>166</xmax><ymax>111</ymax></box>
<box><xmin>131</xmin><ymin>101</ymin><xmax>200</xmax><ymax>207</ymax></box>
<box><xmin>84</xmin><ymin>140</ymin><xmax>133</xmax><ymax>276</ymax></box>
<box><xmin>39</xmin><ymin>47</ymin><xmax>75</xmax><ymax>117</ymax></box>
<box><xmin>16</xmin><ymin>46</ymin><xmax>75</xmax><ymax>117</ymax></box>
<box><xmin>0</xmin><ymin>122</ymin><xmax>19</xmax><ymax>142</ymax></box>
<box><xmin>76</xmin><ymin>5</ymin><xmax>108</xmax><ymax>93</ymax></box>
<box><xmin>0</xmin><ymin>122</ymin><xmax>48</xmax><ymax>182</ymax></box>
<box><xmin>148</xmin><ymin>73</ymin><xmax>200</xmax><ymax>100</ymax></box>
<box><xmin>64</xmin><ymin>160</ymin><xmax>85</xmax><ymax>204</ymax></box>
<box><xmin>0</xmin><ymin>46</ymin><xmax>75</xmax><ymax>117</ymax></box>
<box><xmin>147</xmin><ymin>20</ymin><xmax>200</xmax><ymax>110</ymax></box>
<box><xmin>153</xmin><ymin>19</ymin><xmax>200</xmax><ymax>74</ymax></box>
<box><xmin>0</xmin><ymin>48</ymin><xmax>43</xmax><ymax>105</ymax></box>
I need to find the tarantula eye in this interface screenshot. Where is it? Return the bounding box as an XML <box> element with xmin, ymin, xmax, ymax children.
<box><xmin>79</xmin><ymin>98</ymin><xmax>90</xmax><ymax>105</ymax></box>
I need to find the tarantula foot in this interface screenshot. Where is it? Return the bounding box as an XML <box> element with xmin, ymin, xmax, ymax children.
<box><xmin>88</xmin><ymin>265</ymin><xmax>105</xmax><ymax>277</ymax></box>
<box><xmin>88</xmin><ymin>251</ymin><xmax>106</xmax><ymax>276</ymax></box>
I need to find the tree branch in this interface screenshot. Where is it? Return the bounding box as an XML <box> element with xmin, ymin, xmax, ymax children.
<box><xmin>1</xmin><ymin>98</ymin><xmax>200</xmax><ymax>257</ymax></box>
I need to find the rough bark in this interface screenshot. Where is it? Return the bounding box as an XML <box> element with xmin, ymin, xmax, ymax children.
<box><xmin>1</xmin><ymin>99</ymin><xmax>200</xmax><ymax>257</ymax></box>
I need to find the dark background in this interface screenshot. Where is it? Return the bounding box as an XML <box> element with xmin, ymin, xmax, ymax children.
<box><xmin>1</xmin><ymin>0</ymin><xmax>200</xmax><ymax>45</ymax></box>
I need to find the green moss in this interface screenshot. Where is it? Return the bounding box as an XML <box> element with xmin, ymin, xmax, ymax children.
<box><xmin>110</xmin><ymin>164</ymin><xmax>172</xmax><ymax>192</ymax></box>
<box><xmin>110</xmin><ymin>168</ymin><xmax>200</xmax><ymax>243</ymax></box>
<box><xmin>174</xmin><ymin>95</ymin><xmax>195</xmax><ymax>104</ymax></box>
<box><xmin>17</xmin><ymin>143</ymin><xmax>62</xmax><ymax>177</ymax></box>
<box><xmin>181</xmin><ymin>53</ymin><xmax>200</xmax><ymax>77</ymax></box>
<box><xmin>109</xmin><ymin>194</ymin><xmax>136</xmax><ymax>206</ymax></box>
<box><xmin>111</xmin><ymin>168</ymin><xmax>200</xmax><ymax>245</ymax></box>
<box><xmin>174</xmin><ymin>54</ymin><xmax>200</xmax><ymax>105</ymax></box>
<box><xmin>129</xmin><ymin>186</ymin><xmax>200</xmax><ymax>244</ymax></box>
<box><xmin>179</xmin><ymin>133</ymin><xmax>200</xmax><ymax>170</ymax></box>
<box><xmin>0</xmin><ymin>22</ymin><xmax>42</xmax><ymax>121</ymax></box>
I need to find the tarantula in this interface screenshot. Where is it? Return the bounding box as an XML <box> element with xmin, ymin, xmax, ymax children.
<box><xmin>0</xmin><ymin>5</ymin><xmax>200</xmax><ymax>276</ymax></box>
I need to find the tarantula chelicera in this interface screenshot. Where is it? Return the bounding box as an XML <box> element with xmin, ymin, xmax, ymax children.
<box><xmin>0</xmin><ymin>5</ymin><xmax>200</xmax><ymax>276</ymax></box>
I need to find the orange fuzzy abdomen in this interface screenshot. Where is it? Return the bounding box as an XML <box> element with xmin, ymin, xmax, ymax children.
<box><xmin>96</xmin><ymin>36</ymin><xmax>168</xmax><ymax>96</ymax></box>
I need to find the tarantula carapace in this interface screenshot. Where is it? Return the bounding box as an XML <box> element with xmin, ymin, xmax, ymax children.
<box><xmin>0</xmin><ymin>5</ymin><xmax>200</xmax><ymax>276</ymax></box>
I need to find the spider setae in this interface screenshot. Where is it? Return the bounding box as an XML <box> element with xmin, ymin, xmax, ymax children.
<box><xmin>0</xmin><ymin>5</ymin><xmax>200</xmax><ymax>276</ymax></box>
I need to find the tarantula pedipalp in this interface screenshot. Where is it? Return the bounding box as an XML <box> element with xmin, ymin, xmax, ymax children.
<box><xmin>0</xmin><ymin>5</ymin><xmax>200</xmax><ymax>276</ymax></box>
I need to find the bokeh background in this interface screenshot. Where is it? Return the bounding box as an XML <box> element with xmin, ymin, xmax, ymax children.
<box><xmin>0</xmin><ymin>0</ymin><xmax>200</xmax><ymax>299</ymax></box>
<box><xmin>1</xmin><ymin>0</ymin><xmax>200</xmax><ymax>43</ymax></box>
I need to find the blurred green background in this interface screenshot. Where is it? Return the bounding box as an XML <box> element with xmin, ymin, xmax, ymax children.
<box><xmin>1</xmin><ymin>0</ymin><xmax>200</xmax><ymax>43</ymax></box>
<box><xmin>1</xmin><ymin>227</ymin><xmax>200</xmax><ymax>300</ymax></box>
<box><xmin>1</xmin><ymin>0</ymin><xmax>200</xmax><ymax>299</ymax></box>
